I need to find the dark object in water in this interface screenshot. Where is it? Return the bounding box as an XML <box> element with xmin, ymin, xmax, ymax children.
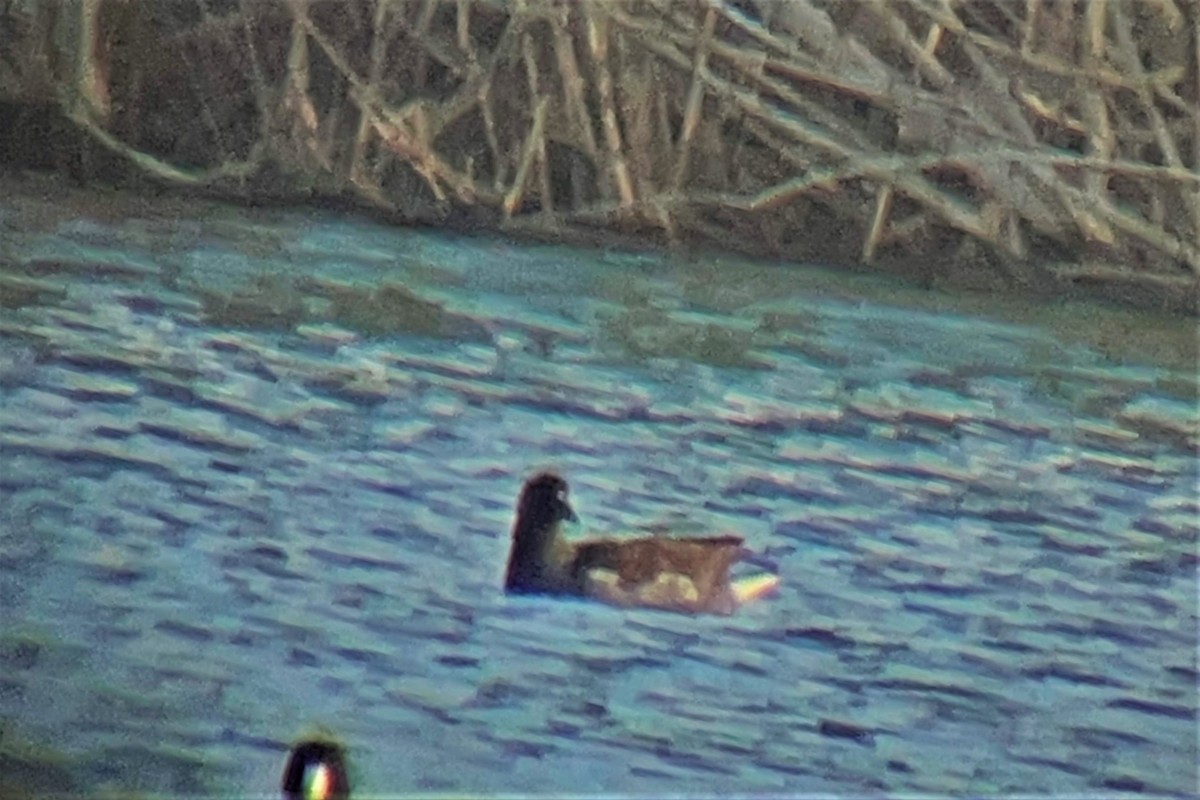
<box><xmin>281</xmin><ymin>739</ymin><xmax>350</xmax><ymax>800</ymax></box>
<box><xmin>504</xmin><ymin>471</ymin><xmax>779</xmax><ymax>615</ymax></box>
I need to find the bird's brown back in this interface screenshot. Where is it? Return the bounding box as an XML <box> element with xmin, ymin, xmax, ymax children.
<box><xmin>572</xmin><ymin>535</ymin><xmax>745</xmax><ymax>599</ymax></box>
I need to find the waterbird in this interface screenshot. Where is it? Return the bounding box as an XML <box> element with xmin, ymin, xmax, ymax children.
<box><xmin>504</xmin><ymin>471</ymin><xmax>779</xmax><ymax>615</ymax></box>
<box><xmin>281</xmin><ymin>739</ymin><xmax>350</xmax><ymax>800</ymax></box>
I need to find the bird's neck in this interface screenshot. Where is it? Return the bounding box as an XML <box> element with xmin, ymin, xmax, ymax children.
<box><xmin>507</xmin><ymin>520</ymin><xmax>571</xmax><ymax>590</ymax></box>
<box><xmin>515</xmin><ymin>523</ymin><xmax>556</xmax><ymax>558</ymax></box>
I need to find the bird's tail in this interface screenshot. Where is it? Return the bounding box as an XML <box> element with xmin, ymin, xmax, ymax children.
<box><xmin>732</xmin><ymin>573</ymin><xmax>781</xmax><ymax>605</ymax></box>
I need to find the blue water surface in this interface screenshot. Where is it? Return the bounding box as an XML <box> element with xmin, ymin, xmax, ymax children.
<box><xmin>0</xmin><ymin>189</ymin><xmax>1196</xmax><ymax>797</ymax></box>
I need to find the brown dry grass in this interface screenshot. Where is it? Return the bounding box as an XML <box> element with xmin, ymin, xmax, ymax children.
<box><xmin>1</xmin><ymin>0</ymin><xmax>1197</xmax><ymax>314</ymax></box>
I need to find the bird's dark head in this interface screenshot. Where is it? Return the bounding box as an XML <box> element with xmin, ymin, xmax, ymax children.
<box><xmin>515</xmin><ymin>471</ymin><xmax>578</xmax><ymax>534</ymax></box>
<box><xmin>281</xmin><ymin>739</ymin><xmax>350</xmax><ymax>800</ymax></box>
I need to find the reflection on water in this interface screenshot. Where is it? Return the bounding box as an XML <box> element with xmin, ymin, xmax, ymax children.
<box><xmin>0</xmin><ymin>180</ymin><xmax>1197</xmax><ymax>796</ymax></box>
